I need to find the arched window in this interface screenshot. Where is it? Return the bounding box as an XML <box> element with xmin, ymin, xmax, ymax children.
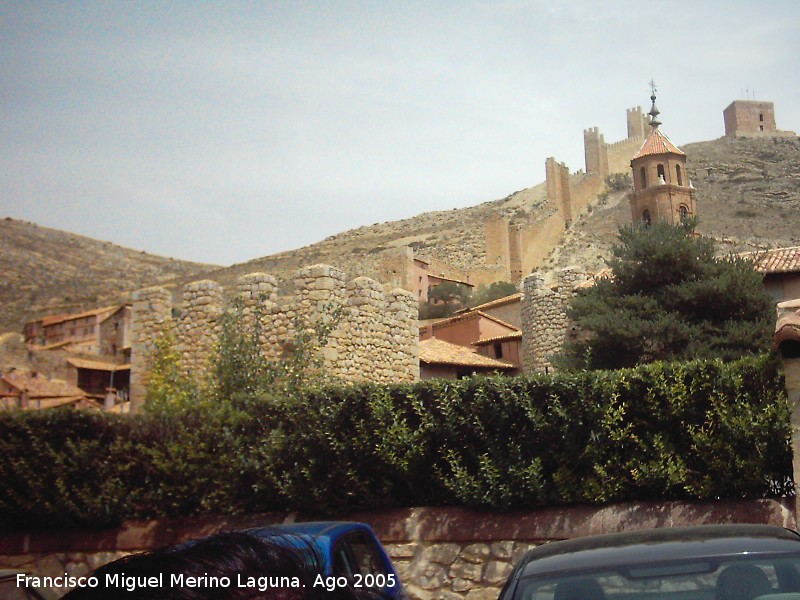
<box><xmin>679</xmin><ymin>205</ymin><xmax>689</xmax><ymax>222</ymax></box>
<box><xmin>640</xmin><ymin>167</ymin><xmax>647</xmax><ymax>188</ymax></box>
<box><xmin>657</xmin><ymin>164</ymin><xmax>665</xmax><ymax>180</ymax></box>
<box><xmin>642</xmin><ymin>209</ymin><xmax>652</xmax><ymax>229</ymax></box>
<box><xmin>676</xmin><ymin>164</ymin><xmax>683</xmax><ymax>186</ymax></box>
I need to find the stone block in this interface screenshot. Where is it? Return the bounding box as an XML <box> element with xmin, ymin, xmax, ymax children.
<box><xmin>421</xmin><ymin>543</ymin><xmax>461</xmax><ymax>565</ymax></box>
<box><xmin>490</xmin><ymin>541</ymin><xmax>514</xmax><ymax>559</ymax></box>
<box><xmin>459</xmin><ymin>543</ymin><xmax>490</xmax><ymax>563</ymax></box>
<box><xmin>464</xmin><ymin>588</ymin><xmax>502</xmax><ymax>600</ymax></box>
<box><xmin>448</xmin><ymin>560</ymin><xmax>483</xmax><ymax>582</ymax></box>
<box><xmin>414</xmin><ymin>564</ymin><xmax>448</xmax><ymax>590</ymax></box>
<box><xmin>386</xmin><ymin>543</ymin><xmax>418</xmax><ymax>559</ymax></box>
<box><xmin>451</xmin><ymin>577</ymin><xmax>478</xmax><ymax>592</ymax></box>
<box><xmin>483</xmin><ymin>560</ymin><xmax>513</xmax><ymax>585</ymax></box>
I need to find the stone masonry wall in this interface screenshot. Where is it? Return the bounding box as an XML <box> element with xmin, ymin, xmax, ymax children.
<box><xmin>2</xmin><ymin>501</ymin><xmax>794</xmax><ymax>599</ymax></box>
<box><xmin>130</xmin><ymin>264</ymin><xmax>419</xmax><ymax>407</ymax></box>
<box><xmin>521</xmin><ymin>267</ymin><xmax>591</xmax><ymax>373</ymax></box>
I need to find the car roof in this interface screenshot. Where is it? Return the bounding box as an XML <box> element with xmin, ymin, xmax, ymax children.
<box><xmin>517</xmin><ymin>525</ymin><xmax>800</xmax><ymax>579</ymax></box>
<box><xmin>267</xmin><ymin>521</ymin><xmax>372</xmax><ymax>538</ymax></box>
<box><xmin>243</xmin><ymin>522</ymin><xmax>375</xmax><ymax>557</ymax></box>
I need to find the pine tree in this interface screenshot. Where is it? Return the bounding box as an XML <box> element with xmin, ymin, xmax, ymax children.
<box><xmin>558</xmin><ymin>220</ymin><xmax>774</xmax><ymax>370</ymax></box>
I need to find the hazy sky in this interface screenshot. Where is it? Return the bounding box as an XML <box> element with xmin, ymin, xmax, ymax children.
<box><xmin>3</xmin><ymin>1</ymin><xmax>798</xmax><ymax>265</ymax></box>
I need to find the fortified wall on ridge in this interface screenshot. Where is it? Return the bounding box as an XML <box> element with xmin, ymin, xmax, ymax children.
<box><xmin>485</xmin><ymin>107</ymin><xmax>649</xmax><ymax>285</ymax></box>
<box><xmin>129</xmin><ymin>265</ymin><xmax>419</xmax><ymax>410</ymax></box>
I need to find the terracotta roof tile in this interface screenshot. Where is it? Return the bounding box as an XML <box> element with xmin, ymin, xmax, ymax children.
<box><xmin>430</xmin><ymin>310</ymin><xmax>520</xmax><ymax>333</ymax></box>
<box><xmin>42</xmin><ymin>305</ymin><xmax>119</xmax><ymax>328</ymax></box>
<box><xmin>473</xmin><ymin>332</ymin><xmax>523</xmax><ymax>345</ymax></box>
<box><xmin>743</xmin><ymin>247</ymin><xmax>800</xmax><ymax>274</ymax></box>
<box><xmin>419</xmin><ymin>338</ymin><xmax>516</xmax><ymax>369</ymax></box>
<box><xmin>633</xmin><ymin>128</ymin><xmax>685</xmax><ymax>160</ymax></box>
<box><xmin>456</xmin><ymin>293</ymin><xmax>522</xmax><ymax>314</ymax></box>
<box><xmin>2</xmin><ymin>371</ymin><xmax>87</xmax><ymax>399</ymax></box>
<box><xmin>67</xmin><ymin>358</ymin><xmax>131</xmax><ymax>371</ymax></box>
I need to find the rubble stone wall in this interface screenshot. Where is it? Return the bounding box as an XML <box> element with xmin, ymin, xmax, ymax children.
<box><xmin>130</xmin><ymin>264</ymin><xmax>419</xmax><ymax>407</ymax></box>
<box><xmin>2</xmin><ymin>501</ymin><xmax>793</xmax><ymax>600</ymax></box>
<box><xmin>521</xmin><ymin>267</ymin><xmax>591</xmax><ymax>373</ymax></box>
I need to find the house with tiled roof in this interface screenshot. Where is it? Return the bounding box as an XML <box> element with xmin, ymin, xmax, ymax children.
<box><xmin>26</xmin><ymin>305</ymin><xmax>119</xmax><ymax>352</ymax></box>
<box><xmin>419</xmin><ymin>338</ymin><xmax>516</xmax><ymax>379</ymax></box>
<box><xmin>0</xmin><ymin>370</ymin><xmax>94</xmax><ymax>410</ymax></box>
<box><xmin>420</xmin><ymin>295</ymin><xmax>524</xmax><ymax>373</ymax></box>
<box><xmin>742</xmin><ymin>247</ymin><xmax>800</xmax><ymax>303</ymax></box>
<box><xmin>412</xmin><ymin>257</ymin><xmax>474</xmax><ymax>303</ymax></box>
<box><xmin>455</xmin><ymin>292</ymin><xmax>523</xmax><ymax>329</ymax></box>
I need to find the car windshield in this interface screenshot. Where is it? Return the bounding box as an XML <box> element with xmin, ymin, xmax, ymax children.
<box><xmin>515</xmin><ymin>555</ymin><xmax>800</xmax><ymax>600</ymax></box>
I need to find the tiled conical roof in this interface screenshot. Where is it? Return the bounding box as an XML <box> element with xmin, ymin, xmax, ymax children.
<box><xmin>633</xmin><ymin>127</ymin><xmax>685</xmax><ymax>159</ymax></box>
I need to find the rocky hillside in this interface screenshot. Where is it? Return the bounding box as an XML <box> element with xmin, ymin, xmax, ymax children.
<box><xmin>2</xmin><ymin>135</ymin><xmax>798</xmax><ymax>334</ymax></box>
<box><xmin>0</xmin><ymin>218</ymin><xmax>215</xmax><ymax>333</ymax></box>
<box><xmin>544</xmin><ymin>135</ymin><xmax>800</xmax><ymax>272</ymax></box>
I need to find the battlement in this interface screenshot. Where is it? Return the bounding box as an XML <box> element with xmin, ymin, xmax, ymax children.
<box><xmin>129</xmin><ymin>265</ymin><xmax>419</xmax><ymax>409</ymax></box>
<box><xmin>626</xmin><ymin>106</ymin><xmax>648</xmax><ymax>140</ymax></box>
<box><xmin>583</xmin><ymin>126</ymin><xmax>609</xmax><ymax>177</ymax></box>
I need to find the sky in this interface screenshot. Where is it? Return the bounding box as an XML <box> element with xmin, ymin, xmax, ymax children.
<box><xmin>2</xmin><ymin>1</ymin><xmax>799</xmax><ymax>266</ymax></box>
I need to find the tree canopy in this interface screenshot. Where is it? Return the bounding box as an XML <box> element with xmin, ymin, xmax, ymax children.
<box><xmin>557</xmin><ymin>220</ymin><xmax>774</xmax><ymax>370</ymax></box>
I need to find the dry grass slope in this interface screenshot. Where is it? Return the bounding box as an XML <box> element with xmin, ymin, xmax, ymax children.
<box><xmin>2</xmin><ymin>135</ymin><xmax>798</xmax><ymax>335</ymax></box>
<box><xmin>0</xmin><ymin>218</ymin><xmax>215</xmax><ymax>333</ymax></box>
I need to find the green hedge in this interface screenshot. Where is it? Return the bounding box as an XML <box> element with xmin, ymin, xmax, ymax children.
<box><xmin>0</xmin><ymin>354</ymin><xmax>792</xmax><ymax>530</ymax></box>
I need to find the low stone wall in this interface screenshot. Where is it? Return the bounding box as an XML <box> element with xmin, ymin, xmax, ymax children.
<box><xmin>1</xmin><ymin>501</ymin><xmax>794</xmax><ymax>599</ymax></box>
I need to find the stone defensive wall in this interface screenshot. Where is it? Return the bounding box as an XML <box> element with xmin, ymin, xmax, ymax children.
<box><xmin>606</xmin><ymin>134</ymin><xmax>648</xmax><ymax>174</ymax></box>
<box><xmin>521</xmin><ymin>266</ymin><xmax>592</xmax><ymax>373</ymax></box>
<box><xmin>1</xmin><ymin>500</ymin><xmax>792</xmax><ymax>600</ymax></box>
<box><xmin>129</xmin><ymin>264</ymin><xmax>419</xmax><ymax>409</ymax></box>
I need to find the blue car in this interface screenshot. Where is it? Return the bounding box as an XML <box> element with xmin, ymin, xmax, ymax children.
<box><xmin>246</xmin><ymin>522</ymin><xmax>405</xmax><ymax>600</ymax></box>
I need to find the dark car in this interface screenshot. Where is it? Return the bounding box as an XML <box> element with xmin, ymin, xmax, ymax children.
<box><xmin>499</xmin><ymin>524</ymin><xmax>800</xmax><ymax>600</ymax></box>
<box><xmin>247</xmin><ymin>522</ymin><xmax>404</xmax><ymax>599</ymax></box>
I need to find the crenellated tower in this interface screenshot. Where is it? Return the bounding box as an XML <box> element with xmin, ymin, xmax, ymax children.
<box><xmin>629</xmin><ymin>86</ymin><xmax>697</xmax><ymax>226</ymax></box>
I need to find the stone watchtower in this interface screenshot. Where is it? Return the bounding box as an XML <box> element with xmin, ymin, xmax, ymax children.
<box><xmin>629</xmin><ymin>89</ymin><xmax>697</xmax><ymax>226</ymax></box>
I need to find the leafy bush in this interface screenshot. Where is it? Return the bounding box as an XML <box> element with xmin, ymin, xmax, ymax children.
<box><xmin>605</xmin><ymin>172</ymin><xmax>632</xmax><ymax>191</ymax></box>
<box><xmin>0</xmin><ymin>353</ymin><xmax>791</xmax><ymax>529</ymax></box>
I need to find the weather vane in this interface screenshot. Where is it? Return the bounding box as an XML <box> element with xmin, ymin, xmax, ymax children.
<box><xmin>649</xmin><ymin>79</ymin><xmax>658</xmax><ymax>98</ymax></box>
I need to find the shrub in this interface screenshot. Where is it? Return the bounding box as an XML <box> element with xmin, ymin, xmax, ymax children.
<box><xmin>0</xmin><ymin>354</ymin><xmax>791</xmax><ymax>529</ymax></box>
<box><xmin>558</xmin><ymin>220</ymin><xmax>774</xmax><ymax>370</ymax></box>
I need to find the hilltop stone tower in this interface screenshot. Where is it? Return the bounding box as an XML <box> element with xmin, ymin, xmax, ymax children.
<box><xmin>629</xmin><ymin>88</ymin><xmax>697</xmax><ymax>226</ymax></box>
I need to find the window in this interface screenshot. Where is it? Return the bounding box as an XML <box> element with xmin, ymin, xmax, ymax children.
<box><xmin>657</xmin><ymin>164</ymin><xmax>665</xmax><ymax>180</ymax></box>
<box><xmin>333</xmin><ymin>532</ymin><xmax>387</xmax><ymax>584</ymax></box>
<box><xmin>494</xmin><ymin>343</ymin><xmax>503</xmax><ymax>359</ymax></box>
<box><xmin>642</xmin><ymin>209</ymin><xmax>652</xmax><ymax>228</ymax></box>
<box><xmin>676</xmin><ymin>164</ymin><xmax>682</xmax><ymax>186</ymax></box>
<box><xmin>679</xmin><ymin>205</ymin><xmax>689</xmax><ymax>222</ymax></box>
<box><xmin>640</xmin><ymin>167</ymin><xmax>647</xmax><ymax>188</ymax></box>
<box><xmin>760</xmin><ymin>125</ymin><xmax>764</xmax><ymax>131</ymax></box>
<box><xmin>760</xmin><ymin>113</ymin><xmax>764</xmax><ymax>122</ymax></box>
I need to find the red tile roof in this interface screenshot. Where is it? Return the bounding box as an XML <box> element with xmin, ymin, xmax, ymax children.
<box><xmin>743</xmin><ymin>247</ymin><xmax>800</xmax><ymax>274</ymax></box>
<box><xmin>456</xmin><ymin>293</ymin><xmax>522</xmax><ymax>314</ymax></box>
<box><xmin>419</xmin><ymin>338</ymin><xmax>516</xmax><ymax>369</ymax></box>
<box><xmin>473</xmin><ymin>332</ymin><xmax>523</xmax><ymax>346</ymax></box>
<box><xmin>2</xmin><ymin>371</ymin><xmax>87</xmax><ymax>399</ymax></box>
<box><xmin>42</xmin><ymin>305</ymin><xmax>119</xmax><ymax>328</ymax></box>
<box><xmin>430</xmin><ymin>310</ymin><xmax>520</xmax><ymax>333</ymax></box>
<box><xmin>67</xmin><ymin>358</ymin><xmax>131</xmax><ymax>372</ymax></box>
<box><xmin>633</xmin><ymin>128</ymin><xmax>685</xmax><ymax>160</ymax></box>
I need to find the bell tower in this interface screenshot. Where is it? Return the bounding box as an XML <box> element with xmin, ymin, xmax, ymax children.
<box><xmin>629</xmin><ymin>83</ymin><xmax>697</xmax><ymax>226</ymax></box>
